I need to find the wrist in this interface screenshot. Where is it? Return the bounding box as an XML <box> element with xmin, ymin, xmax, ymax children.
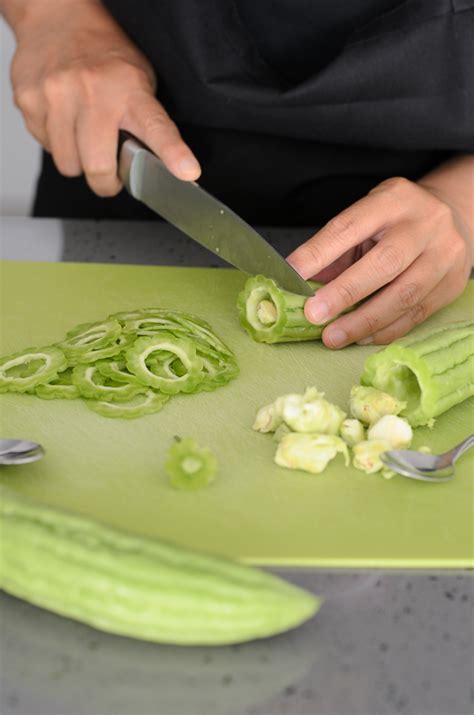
<box><xmin>4</xmin><ymin>0</ymin><xmax>102</xmax><ymax>39</ymax></box>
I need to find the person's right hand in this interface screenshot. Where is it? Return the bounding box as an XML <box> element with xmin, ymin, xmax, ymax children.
<box><xmin>10</xmin><ymin>0</ymin><xmax>201</xmax><ymax>196</ymax></box>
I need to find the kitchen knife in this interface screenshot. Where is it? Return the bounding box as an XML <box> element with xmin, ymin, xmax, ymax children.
<box><xmin>118</xmin><ymin>134</ymin><xmax>313</xmax><ymax>296</ymax></box>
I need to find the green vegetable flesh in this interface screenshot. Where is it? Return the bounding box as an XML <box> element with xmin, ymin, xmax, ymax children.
<box><xmin>361</xmin><ymin>320</ymin><xmax>474</xmax><ymax>426</ymax></box>
<box><xmin>58</xmin><ymin>319</ymin><xmax>122</xmax><ymax>359</ymax></box>
<box><xmin>35</xmin><ymin>368</ymin><xmax>80</xmax><ymax>400</ymax></box>
<box><xmin>0</xmin><ymin>487</ymin><xmax>320</xmax><ymax>645</ymax></box>
<box><xmin>126</xmin><ymin>334</ymin><xmax>205</xmax><ymax>394</ymax></box>
<box><xmin>237</xmin><ymin>275</ymin><xmax>357</xmax><ymax>344</ymax></box>
<box><xmin>72</xmin><ymin>364</ymin><xmax>146</xmax><ymax>402</ymax></box>
<box><xmin>165</xmin><ymin>438</ymin><xmax>218</xmax><ymax>490</ymax></box>
<box><xmin>0</xmin><ymin>346</ymin><xmax>67</xmax><ymax>392</ymax></box>
<box><xmin>237</xmin><ymin>275</ymin><xmax>323</xmax><ymax>343</ymax></box>
<box><xmin>85</xmin><ymin>390</ymin><xmax>169</xmax><ymax>419</ymax></box>
<box><xmin>0</xmin><ymin>308</ymin><xmax>238</xmax><ymax>419</ymax></box>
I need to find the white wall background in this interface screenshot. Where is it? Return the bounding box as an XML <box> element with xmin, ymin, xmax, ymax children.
<box><xmin>1</xmin><ymin>20</ymin><xmax>41</xmax><ymax>216</ymax></box>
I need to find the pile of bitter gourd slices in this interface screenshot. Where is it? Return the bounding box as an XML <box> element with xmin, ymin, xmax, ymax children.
<box><xmin>0</xmin><ymin>309</ymin><xmax>238</xmax><ymax>419</ymax></box>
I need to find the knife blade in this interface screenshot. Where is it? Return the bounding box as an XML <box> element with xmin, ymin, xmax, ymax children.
<box><xmin>118</xmin><ymin>135</ymin><xmax>313</xmax><ymax>296</ymax></box>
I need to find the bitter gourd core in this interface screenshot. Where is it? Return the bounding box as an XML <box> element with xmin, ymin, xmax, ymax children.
<box><xmin>166</xmin><ymin>438</ymin><xmax>218</xmax><ymax>490</ymax></box>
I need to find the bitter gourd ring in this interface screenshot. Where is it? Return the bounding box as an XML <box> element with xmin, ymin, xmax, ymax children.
<box><xmin>72</xmin><ymin>364</ymin><xmax>146</xmax><ymax>401</ymax></box>
<box><xmin>58</xmin><ymin>319</ymin><xmax>121</xmax><ymax>357</ymax></box>
<box><xmin>126</xmin><ymin>334</ymin><xmax>204</xmax><ymax>394</ymax></box>
<box><xmin>0</xmin><ymin>346</ymin><xmax>67</xmax><ymax>392</ymax></box>
<box><xmin>85</xmin><ymin>390</ymin><xmax>169</xmax><ymax>419</ymax></box>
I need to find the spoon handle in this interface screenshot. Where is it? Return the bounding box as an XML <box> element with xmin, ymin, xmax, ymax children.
<box><xmin>442</xmin><ymin>434</ymin><xmax>474</xmax><ymax>466</ymax></box>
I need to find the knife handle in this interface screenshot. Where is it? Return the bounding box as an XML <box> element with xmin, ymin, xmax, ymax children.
<box><xmin>117</xmin><ymin>131</ymin><xmax>147</xmax><ymax>194</ymax></box>
<box><xmin>117</xmin><ymin>129</ymin><xmax>142</xmax><ymax>156</ymax></box>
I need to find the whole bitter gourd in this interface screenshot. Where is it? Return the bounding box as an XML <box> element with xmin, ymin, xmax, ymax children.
<box><xmin>361</xmin><ymin>320</ymin><xmax>474</xmax><ymax>427</ymax></box>
<box><xmin>0</xmin><ymin>487</ymin><xmax>319</xmax><ymax>645</ymax></box>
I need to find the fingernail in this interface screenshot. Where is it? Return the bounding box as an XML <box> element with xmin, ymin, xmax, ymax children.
<box><xmin>325</xmin><ymin>328</ymin><xmax>348</xmax><ymax>347</ymax></box>
<box><xmin>178</xmin><ymin>157</ymin><xmax>201</xmax><ymax>179</ymax></box>
<box><xmin>306</xmin><ymin>300</ymin><xmax>330</xmax><ymax>324</ymax></box>
<box><xmin>357</xmin><ymin>336</ymin><xmax>374</xmax><ymax>346</ymax></box>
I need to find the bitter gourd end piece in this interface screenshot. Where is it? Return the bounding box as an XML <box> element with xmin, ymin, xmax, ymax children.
<box><xmin>165</xmin><ymin>438</ymin><xmax>218</xmax><ymax>490</ymax></box>
<box><xmin>361</xmin><ymin>321</ymin><xmax>474</xmax><ymax>426</ymax></box>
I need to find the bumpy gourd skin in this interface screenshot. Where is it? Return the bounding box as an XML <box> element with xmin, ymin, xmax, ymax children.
<box><xmin>361</xmin><ymin>320</ymin><xmax>474</xmax><ymax>427</ymax></box>
<box><xmin>0</xmin><ymin>487</ymin><xmax>320</xmax><ymax>645</ymax></box>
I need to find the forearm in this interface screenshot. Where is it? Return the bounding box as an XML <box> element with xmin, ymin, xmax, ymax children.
<box><xmin>418</xmin><ymin>153</ymin><xmax>474</xmax><ymax>264</ymax></box>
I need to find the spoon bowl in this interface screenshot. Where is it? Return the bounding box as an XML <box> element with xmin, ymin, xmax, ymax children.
<box><xmin>382</xmin><ymin>434</ymin><xmax>473</xmax><ymax>482</ymax></box>
<box><xmin>0</xmin><ymin>439</ymin><xmax>45</xmax><ymax>466</ymax></box>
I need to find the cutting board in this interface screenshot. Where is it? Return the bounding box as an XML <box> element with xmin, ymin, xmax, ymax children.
<box><xmin>1</xmin><ymin>260</ymin><xmax>473</xmax><ymax>567</ymax></box>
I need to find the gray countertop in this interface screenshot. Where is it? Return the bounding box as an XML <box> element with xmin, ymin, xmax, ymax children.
<box><xmin>1</xmin><ymin>217</ymin><xmax>472</xmax><ymax>715</ymax></box>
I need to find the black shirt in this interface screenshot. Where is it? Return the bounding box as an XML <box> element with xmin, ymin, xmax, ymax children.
<box><xmin>34</xmin><ymin>0</ymin><xmax>474</xmax><ymax>226</ymax></box>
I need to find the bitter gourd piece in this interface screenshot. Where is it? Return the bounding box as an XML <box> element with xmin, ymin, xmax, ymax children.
<box><xmin>165</xmin><ymin>438</ymin><xmax>218</xmax><ymax>490</ymax></box>
<box><xmin>85</xmin><ymin>390</ymin><xmax>169</xmax><ymax>419</ymax></box>
<box><xmin>126</xmin><ymin>334</ymin><xmax>204</xmax><ymax>394</ymax></box>
<box><xmin>58</xmin><ymin>319</ymin><xmax>122</xmax><ymax>358</ymax></box>
<box><xmin>0</xmin><ymin>346</ymin><xmax>67</xmax><ymax>392</ymax></box>
<box><xmin>66</xmin><ymin>334</ymin><xmax>135</xmax><ymax>365</ymax></box>
<box><xmin>237</xmin><ymin>275</ymin><xmax>322</xmax><ymax>343</ymax></box>
<box><xmin>72</xmin><ymin>364</ymin><xmax>146</xmax><ymax>402</ymax></box>
<box><xmin>0</xmin><ymin>486</ymin><xmax>320</xmax><ymax>645</ymax></box>
<box><xmin>35</xmin><ymin>368</ymin><xmax>80</xmax><ymax>400</ymax></box>
<box><xmin>96</xmin><ymin>358</ymin><xmax>144</xmax><ymax>386</ymax></box>
<box><xmin>361</xmin><ymin>320</ymin><xmax>474</xmax><ymax>426</ymax></box>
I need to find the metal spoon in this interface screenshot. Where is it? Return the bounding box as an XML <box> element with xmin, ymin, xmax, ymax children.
<box><xmin>0</xmin><ymin>439</ymin><xmax>45</xmax><ymax>466</ymax></box>
<box><xmin>381</xmin><ymin>434</ymin><xmax>474</xmax><ymax>483</ymax></box>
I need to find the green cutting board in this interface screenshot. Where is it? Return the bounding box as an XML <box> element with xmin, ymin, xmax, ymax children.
<box><xmin>1</xmin><ymin>260</ymin><xmax>473</xmax><ymax>567</ymax></box>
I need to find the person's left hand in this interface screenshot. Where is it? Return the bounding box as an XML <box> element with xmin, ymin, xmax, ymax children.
<box><xmin>286</xmin><ymin>176</ymin><xmax>472</xmax><ymax>348</ymax></box>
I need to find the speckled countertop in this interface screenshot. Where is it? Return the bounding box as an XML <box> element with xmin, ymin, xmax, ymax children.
<box><xmin>1</xmin><ymin>217</ymin><xmax>473</xmax><ymax>715</ymax></box>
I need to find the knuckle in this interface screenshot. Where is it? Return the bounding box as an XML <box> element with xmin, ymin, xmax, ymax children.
<box><xmin>370</xmin><ymin>242</ymin><xmax>404</xmax><ymax>280</ymax></box>
<box><xmin>13</xmin><ymin>86</ymin><xmax>38</xmax><ymax>114</ymax></box>
<box><xmin>450</xmin><ymin>232</ymin><xmax>467</xmax><ymax>261</ymax></box>
<box><xmin>43</xmin><ymin>72</ymin><xmax>69</xmax><ymax>101</ymax></box>
<box><xmin>325</xmin><ymin>211</ymin><xmax>357</xmax><ymax>246</ymax></box>
<box><xmin>142</xmin><ymin>110</ymin><xmax>173</xmax><ymax>140</ymax></box>
<box><xmin>360</xmin><ymin>311</ymin><xmax>380</xmax><ymax>335</ymax></box>
<box><xmin>300</xmin><ymin>240</ymin><xmax>325</xmax><ymax>268</ymax></box>
<box><xmin>398</xmin><ymin>281</ymin><xmax>421</xmax><ymax>310</ymax></box>
<box><xmin>119</xmin><ymin>62</ymin><xmax>150</xmax><ymax>87</ymax></box>
<box><xmin>408</xmin><ymin>301</ymin><xmax>428</xmax><ymax>327</ymax></box>
<box><xmin>377</xmin><ymin>176</ymin><xmax>413</xmax><ymax>196</ymax></box>
<box><xmin>335</xmin><ymin>280</ymin><xmax>358</xmax><ymax>306</ymax></box>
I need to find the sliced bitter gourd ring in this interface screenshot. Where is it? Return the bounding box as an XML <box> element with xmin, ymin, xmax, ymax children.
<box><xmin>237</xmin><ymin>275</ymin><xmax>323</xmax><ymax>344</ymax></box>
<box><xmin>35</xmin><ymin>368</ymin><xmax>80</xmax><ymax>400</ymax></box>
<box><xmin>0</xmin><ymin>346</ymin><xmax>67</xmax><ymax>393</ymax></box>
<box><xmin>96</xmin><ymin>358</ymin><xmax>144</xmax><ymax>385</ymax></box>
<box><xmin>361</xmin><ymin>320</ymin><xmax>474</xmax><ymax>427</ymax></box>
<box><xmin>165</xmin><ymin>438</ymin><xmax>218</xmax><ymax>490</ymax></box>
<box><xmin>126</xmin><ymin>334</ymin><xmax>204</xmax><ymax>394</ymax></box>
<box><xmin>85</xmin><ymin>390</ymin><xmax>169</xmax><ymax>419</ymax></box>
<box><xmin>196</xmin><ymin>351</ymin><xmax>239</xmax><ymax>392</ymax></box>
<box><xmin>67</xmin><ymin>334</ymin><xmax>136</xmax><ymax>366</ymax></box>
<box><xmin>58</xmin><ymin>319</ymin><xmax>122</xmax><ymax>358</ymax></box>
<box><xmin>72</xmin><ymin>364</ymin><xmax>146</xmax><ymax>402</ymax></box>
